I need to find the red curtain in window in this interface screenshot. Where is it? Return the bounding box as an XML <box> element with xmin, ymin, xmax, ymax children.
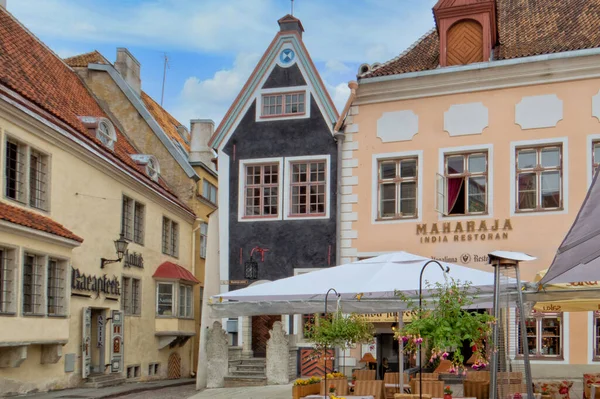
<box><xmin>447</xmin><ymin>177</ymin><xmax>464</xmax><ymax>213</ymax></box>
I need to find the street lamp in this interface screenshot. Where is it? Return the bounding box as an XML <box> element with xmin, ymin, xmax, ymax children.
<box><xmin>101</xmin><ymin>234</ymin><xmax>129</xmax><ymax>268</ymax></box>
<box><xmin>244</xmin><ymin>256</ymin><xmax>258</xmax><ymax>280</ymax></box>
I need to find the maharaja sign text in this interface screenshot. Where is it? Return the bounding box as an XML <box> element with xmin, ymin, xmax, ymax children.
<box><xmin>417</xmin><ymin>219</ymin><xmax>512</xmax><ymax>244</ymax></box>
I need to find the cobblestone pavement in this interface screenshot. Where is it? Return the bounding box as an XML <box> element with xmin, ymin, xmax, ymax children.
<box><xmin>189</xmin><ymin>384</ymin><xmax>293</xmax><ymax>399</ymax></box>
<box><xmin>112</xmin><ymin>384</ymin><xmax>199</xmax><ymax>398</ymax></box>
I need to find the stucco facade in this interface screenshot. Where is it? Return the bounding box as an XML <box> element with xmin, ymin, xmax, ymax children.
<box><xmin>337</xmin><ymin>51</ymin><xmax>600</xmax><ymax>377</ymax></box>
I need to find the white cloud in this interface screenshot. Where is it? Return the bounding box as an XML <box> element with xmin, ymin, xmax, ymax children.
<box><xmin>173</xmin><ymin>53</ymin><xmax>260</xmax><ymax>125</ymax></box>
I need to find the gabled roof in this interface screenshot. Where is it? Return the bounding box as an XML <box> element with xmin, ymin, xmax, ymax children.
<box><xmin>363</xmin><ymin>0</ymin><xmax>600</xmax><ymax>79</ymax></box>
<box><xmin>209</xmin><ymin>24</ymin><xmax>339</xmax><ymax>150</ymax></box>
<box><xmin>64</xmin><ymin>50</ymin><xmax>109</xmax><ymax>67</ymax></box>
<box><xmin>0</xmin><ymin>201</ymin><xmax>83</xmax><ymax>243</ymax></box>
<box><xmin>0</xmin><ymin>8</ymin><xmax>194</xmax><ymax>216</ymax></box>
<box><xmin>141</xmin><ymin>91</ymin><xmax>190</xmax><ymax>153</ymax></box>
<box><xmin>153</xmin><ymin>261</ymin><xmax>200</xmax><ymax>284</ymax></box>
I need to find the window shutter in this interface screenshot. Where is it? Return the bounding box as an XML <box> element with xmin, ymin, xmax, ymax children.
<box><xmin>435</xmin><ymin>173</ymin><xmax>448</xmax><ymax>215</ymax></box>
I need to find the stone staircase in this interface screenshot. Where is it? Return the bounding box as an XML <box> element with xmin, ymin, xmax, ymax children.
<box><xmin>224</xmin><ymin>358</ymin><xmax>267</xmax><ymax>387</ymax></box>
<box><xmin>84</xmin><ymin>373</ymin><xmax>126</xmax><ymax>388</ymax></box>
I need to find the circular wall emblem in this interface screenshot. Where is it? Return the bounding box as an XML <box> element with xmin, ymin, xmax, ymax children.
<box><xmin>460</xmin><ymin>253</ymin><xmax>472</xmax><ymax>264</ymax></box>
<box><xmin>280</xmin><ymin>49</ymin><xmax>295</xmax><ymax>64</ymax></box>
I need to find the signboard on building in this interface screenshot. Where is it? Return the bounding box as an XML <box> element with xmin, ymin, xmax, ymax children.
<box><xmin>416</xmin><ymin>218</ymin><xmax>513</xmax><ymax>244</ymax></box>
<box><xmin>97</xmin><ymin>315</ymin><xmax>104</xmax><ymax>348</ymax></box>
<box><xmin>123</xmin><ymin>251</ymin><xmax>143</xmax><ymax>268</ymax></box>
<box><xmin>221</xmin><ymin>280</ymin><xmax>249</xmax><ymax>285</ymax></box>
<box><xmin>71</xmin><ymin>267</ymin><xmax>121</xmax><ymax>298</ymax></box>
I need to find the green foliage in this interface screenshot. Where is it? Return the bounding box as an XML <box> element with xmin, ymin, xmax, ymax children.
<box><xmin>304</xmin><ymin>308</ymin><xmax>375</xmax><ymax>351</ymax></box>
<box><xmin>394</xmin><ymin>278</ymin><xmax>495</xmax><ymax>372</ymax></box>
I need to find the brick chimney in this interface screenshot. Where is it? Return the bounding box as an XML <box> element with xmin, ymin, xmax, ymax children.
<box><xmin>189</xmin><ymin>119</ymin><xmax>216</xmax><ymax>172</ymax></box>
<box><xmin>115</xmin><ymin>48</ymin><xmax>141</xmax><ymax>96</ymax></box>
<box><xmin>278</xmin><ymin>14</ymin><xmax>304</xmax><ymax>37</ymax></box>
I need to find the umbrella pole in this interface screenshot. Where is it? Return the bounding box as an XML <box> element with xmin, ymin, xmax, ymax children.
<box><xmin>324</xmin><ymin>288</ymin><xmax>339</xmax><ymax>399</ymax></box>
<box><xmin>399</xmin><ymin>312</ymin><xmax>404</xmax><ymax>394</ymax></box>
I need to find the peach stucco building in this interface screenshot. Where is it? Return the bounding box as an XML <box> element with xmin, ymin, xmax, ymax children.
<box><xmin>335</xmin><ymin>0</ymin><xmax>600</xmax><ymax>378</ymax></box>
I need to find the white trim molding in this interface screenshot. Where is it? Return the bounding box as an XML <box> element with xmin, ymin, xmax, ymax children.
<box><xmin>218</xmin><ymin>150</ymin><xmax>230</xmax><ymax>294</ymax></box>
<box><xmin>376</xmin><ymin>110</ymin><xmax>419</xmax><ymax>142</ymax></box>
<box><xmin>588</xmin><ymin>311</ymin><xmax>596</xmax><ymax>364</ymax></box>
<box><xmin>371</xmin><ymin>150</ymin><xmax>423</xmax><ymax>224</ymax></box>
<box><xmin>515</xmin><ymin>94</ymin><xmax>563</xmax><ymax>130</ymax></box>
<box><xmin>444</xmin><ymin>102</ymin><xmax>488</xmax><ymax>136</ymax></box>
<box><xmin>237</xmin><ymin>157</ymin><xmax>284</xmax><ymax>222</ymax></box>
<box><xmin>437</xmin><ymin>144</ymin><xmax>494</xmax><ymax>221</ymax></box>
<box><xmin>588</xmin><ymin>134</ymin><xmax>600</xmax><ymax>187</ymax></box>
<box><xmin>509</xmin><ymin>137</ymin><xmax>569</xmax><ymax>217</ymax></box>
<box><xmin>283</xmin><ymin>154</ymin><xmax>331</xmax><ymax>220</ymax></box>
<box><xmin>255</xmin><ymin>86</ymin><xmax>310</xmax><ymax>123</ymax></box>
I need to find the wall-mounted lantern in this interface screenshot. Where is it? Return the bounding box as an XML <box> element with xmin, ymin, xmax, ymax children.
<box><xmin>101</xmin><ymin>234</ymin><xmax>129</xmax><ymax>268</ymax></box>
<box><xmin>244</xmin><ymin>246</ymin><xmax>269</xmax><ymax>280</ymax></box>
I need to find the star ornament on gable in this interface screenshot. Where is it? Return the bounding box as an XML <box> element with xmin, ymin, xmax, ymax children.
<box><xmin>355</xmin><ymin>293</ymin><xmax>364</xmax><ymax>301</ymax></box>
<box><xmin>280</xmin><ymin>49</ymin><xmax>295</xmax><ymax>64</ymax></box>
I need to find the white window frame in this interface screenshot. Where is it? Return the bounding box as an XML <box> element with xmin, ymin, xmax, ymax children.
<box><xmin>588</xmin><ymin>134</ymin><xmax>600</xmax><ymax>187</ymax></box>
<box><xmin>121</xmin><ymin>195</ymin><xmax>145</xmax><ymax>245</ymax></box>
<box><xmin>46</xmin><ymin>257</ymin><xmax>67</xmax><ymax>316</ymax></box>
<box><xmin>238</xmin><ymin>157</ymin><xmax>284</xmax><ymax>222</ymax></box>
<box><xmin>4</xmin><ymin>135</ymin><xmax>50</xmax><ymax>211</ymax></box>
<box><xmin>178</xmin><ymin>284</ymin><xmax>193</xmax><ymax>319</ymax></box>
<box><xmin>255</xmin><ymin>86</ymin><xmax>310</xmax><ymax>123</ymax></box>
<box><xmin>96</xmin><ymin>118</ymin><xmax>117</xmax><ymax>150</ymax></box>
<box><xmin>372</xmin><ymin>151</ymin><xmax>423</xmax><ymax>224</ymax></box>
<box><xmin>437</xmin><ymin>144</ymin><xmax>493</xmax><ymax>220</ymax></box>
<box><xmin>161</xmin><ymin>217</ymin><xmax>179</xmax><ymax>257</ymax></box>
<box><xmin>122</xmin><ymin>276</ymin><xmax>141</xmax><ymax>316</ymax></box>
<box><xmin>0</xmin><ymin>246</ymin><xmax>17</xmax><ymax>315</ymax></box>
<box><xmin>283</xmin><ymin>155</ymin><xmax>331</xmax><ymax>220</ymax></box>
<box><xmin>156</xmin><ymin>282</ymin><xmax>174</xmax><ymax>317</ymax></box>
<box><xmin>199</xmin><ymin>223</ymin><xmax>208</xmax><ymax>259</ymax></box>
<box><xmin>202</xmin><ymin>180</ymin><xmax>218</xmax><ymax>205</ymax></box>
<box><xmin>510</xmin><ymin>137</ymin><xmax>568</xmax><ymax>217</ymax></box>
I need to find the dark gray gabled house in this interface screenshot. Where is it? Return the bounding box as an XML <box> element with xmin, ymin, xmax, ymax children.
<box><xmin>208</xmin><ymin>15</ymin><xmax>340</xmax><ymax>362</ymax></box>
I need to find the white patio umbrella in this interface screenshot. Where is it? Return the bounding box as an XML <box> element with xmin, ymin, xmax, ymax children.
<box><xmin>209</xmin><ymin>251</ymin><xmax>500</xmax><ymax>317</ymax></box>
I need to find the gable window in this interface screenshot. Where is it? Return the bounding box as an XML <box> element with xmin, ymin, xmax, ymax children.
<box><xmin>593</xmin><ymin>141</ymin><xmax>600</xmax><ymax>177</ymax></box>
<box><xmin>47</xmin><ymin>258</ymin><xmax>66</xmax><ymax>315</ymax></box>
<box><xmin>262</xmin><ymin>92</ymin><xmax>305</xmax><ymax>117</ymax></box>
<box><xmin>122</xmin><ymin>277</ymin><xmax>141</xmax><ymax>316</ymax></box>
<box><xmin>97</xmin><ymin>119</ymin><xmax>117</xmax><ymax>149</ymax></box>
<box><xmin>156</xmin><ymin>282</ymin><xmax>173</xmax><ymax>316</ymax></box>
<box><xmin>162</xmin><ymin>217</ymin><xmax>179</xmax><ymax>257</ymax></box>
<box><xmin>377</xmin><ymin>158</ymin><xmax>418</xmax><ymax>219</ymax></box>
<box><xmin>146</xmin><ymin>157</ymin><xmax>159</xmax><ymax>182</ymax></box>
<box><xmin>0</xmin><ymin>247</ymin><xmax>16</xmax><ymax>314</ymax></box>
<box><xmin>4</xmin><ymin>137</ymin><xmax>49</xmax><ymax>210</ymax></box>
<box><xmin>516</xmin><ymin>145</ymin><xmax>562</xmax><ymax>212</ymax></box>
<box><xmin>517</xmin><ymin>311</ymin><xmax>562</xmax><ymax>359</ymax></box>
<box><xmin>444</xmin><ymin>152</ymin><xmax>488</xmax><ymax>215</ymax></box>
<box><xmin>244</xmin><ymin>164</ymin><xmax>279</xmax><ymax>218</ymax></box>
<box><xmin>23</xmin><ymin>253</ymin><xmax>44</xmax><ymax>315</ymax></box>
<box><xmin>202</xmin><ymin>180</ymin><xmax>217</xmax><ymax>204</ymax></box>
<box><xmin>178</xmin><ymin>284</ymin><xmax>193</xmax><ymax>318</ymax></box>
<box><xmin>121</xmin><ymin>196</ymin><xmax>145</xmax><ymax>245</ymax></box>
<box><xmin>289</xmin><ymin>161</ymin><xmax>326</xmax><ymax>216</ymax></box>
<box><xmin>199</xmin><ymin>223</ymin><xmax>208</xmax><ymax>259</ymax></box>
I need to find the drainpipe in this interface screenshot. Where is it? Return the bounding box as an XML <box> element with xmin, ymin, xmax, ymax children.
<box><xmin>333</xmin><ymin>81</ymin><xmax>358</xmax><ymax>266</ymax></box>
<box><xmin>191</xmin><ymin>218</ymin><xmax>203</xmax><ymax>377</ymax></box>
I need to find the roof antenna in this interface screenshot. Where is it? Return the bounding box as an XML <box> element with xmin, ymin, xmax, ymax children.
<box><xmin>291</xmin><ymin>0</ymin><xmax>294</xmax><ymax>16</ymax></box>
<box><xmin>160</xmin><ymin>53</ymin><xmax>170</xmax><ymax>107</ymax></box>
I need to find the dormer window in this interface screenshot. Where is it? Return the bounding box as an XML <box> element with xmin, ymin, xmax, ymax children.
<box><xmin>146</xmin><ymin>157</ymin><xmax>159</xmax><ymax>182</ymax></box>
<box><xmin>96</xmin><ymin>119</ymin><xmax>117</xmax><ymax>149</ymax></box>
<box><xmin>130</xmin><ymin>154</ymin><xmax>160</xmax><ymax>182</ymax></box>
<box><xmin>262</xmin><ymin>92</ymin><xmax>305</xmax><ymax>117</ymax></box>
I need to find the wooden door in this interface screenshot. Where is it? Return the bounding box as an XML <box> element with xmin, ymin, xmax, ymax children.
<box><xmin>82</xmin><ymin>307</ymin><xmax>91</xmax><ymax>378</ymax></box>
<box><xmin>300</xmin><ymin>348</ymin><xmax>335</xmax><ymax>376</ymax></box>
<box><xmin>251</xmin><ymin>315</ymin><xmax>281</xmax><ymax>357</ymax></box>
<box><xmin>447</xmin><ymin>20</ymin><xmax>484</xmax><ymax>66</ymax></box>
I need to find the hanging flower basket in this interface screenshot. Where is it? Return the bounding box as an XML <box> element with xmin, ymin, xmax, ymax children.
<box><xmin>304</xmin><ymin>307</ymin><xmax>375</xmax><ymax>352</ymax></box>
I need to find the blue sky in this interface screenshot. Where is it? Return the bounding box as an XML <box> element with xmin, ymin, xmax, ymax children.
<box><xmin>9</xmin><ymin>0</ymin><xmax>437</xmax><ymax>126</ymax></box>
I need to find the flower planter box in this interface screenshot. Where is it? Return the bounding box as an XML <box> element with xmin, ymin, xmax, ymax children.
<box><xmin>292</xmin><ymin>383</ymin><xmax>320</xmax><ymax>399</ymax></box>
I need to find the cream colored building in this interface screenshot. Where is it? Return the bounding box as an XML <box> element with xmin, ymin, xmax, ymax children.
<box><xmin>0</xmin><ymin>8</ymin><xmax>197</xmax><ymax>396</ymax></box>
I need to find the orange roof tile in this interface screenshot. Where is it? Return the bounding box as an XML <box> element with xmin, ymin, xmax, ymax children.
<box><xmin>0</xmin><ymin>9</ymin><xmax>194</xmax><ymax>216</ymax></box>
<box><xmin>63</xmin><ymin>50</ymin><xmax>109</xmax><ymax>67</ymax></box>
<box><xmin>152</xmin><ymin>261</ymin><xmax>200</xmax><ymax>284</ymax></box>
<box><xmin>141</xmin><ymin>92</ymin><xmax>190</xmax><ymax>153</ymax></box>
<box><xmin>0</xmin><ymin>201</ymin><xmax>83</xmax><ymax>242</ymax></box>
<box><xmin>363</xmin><ymin>0</ymin><xmax>600</xmax><ymax>78</ymax></box>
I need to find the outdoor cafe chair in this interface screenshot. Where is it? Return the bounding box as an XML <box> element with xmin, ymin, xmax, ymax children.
<box><xmin>354</xmin><ymin>369</ymin><xmax>377</xmax><ymax>381</ymax></box>
<box><xmin>355</xmin><ymin>380</ymin><xmax>385</xmax><ymax>399</ymax></box>
<box><xmin>320</xmin><ymin>378</ymin><xmax>349</xmax><ymax>396</ymax></box>
<box><xmin>410</xmin><ymin>379</ymin><xmax>444</xmax><ymax>398</ymax></box>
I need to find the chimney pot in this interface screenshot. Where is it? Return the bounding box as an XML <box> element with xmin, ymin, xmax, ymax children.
<box><xmin>189</xmin><ymin>119</ymin><xmax>216</xmax><ymax>172</ymax></box>
<box><xmin>278</xmin><ymin>15</ymin><xmax>304</xmax><ymax>37</ymax></box>
<box><xmin>115</xmin><ymin>48</ymin><xmax>141</xmax><ymax>96</ymax></box>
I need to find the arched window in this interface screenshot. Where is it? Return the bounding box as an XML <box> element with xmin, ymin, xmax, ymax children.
<box><xmin>146</xmin><ymin>157</ymin><xmax>159</xmax><ymax>182</ymax></box>
<box><xmin>446</xmin><ymin>19</ymin><xmax>484</xmax><ymax>66</ymax></box>
<box><xmin>96</xmin><ymin>118</ymin><xmax>117</xmax><ymax>149</ymax></box>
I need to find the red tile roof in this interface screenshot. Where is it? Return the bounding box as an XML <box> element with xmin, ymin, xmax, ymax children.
<box><xmin>0</xmin><ymin>201</ymin><xmax>83</xmax><ymax>243</ymax></box>
<box><xmin>152</xmin><ymin>261</ymin><xmax>200</xmax><ymax>284</ymax></box>
<box><xmin>363</xmin><ymin>0</ymin><xmax>600</xmax><ymax>78</ymax></box>
<box><xmin>63</xmin><ymin>50</ymin><xmax>109</xmax><ymax>67</ymax></box>
<box><xmin>141</xmin><ymin>92</ymin><xmax>190</xmax><ymax>153</ymax></box>
<box><xmin>0</xmin><ymin>9</ymin><xmax>194</xmax><ymax>216</ymax></box>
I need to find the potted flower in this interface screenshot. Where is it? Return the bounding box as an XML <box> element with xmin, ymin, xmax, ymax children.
<box><xmin>444</xmin><ymin>385</ymin><xmax>453</xmax><ymax>399</ymax></box>
<box><xmin>292</xmin><ymin>376</ymin><xmax>321</xmax><ymax>399</ymax></box>
<box><xmin>540</xmin><ymin>386</ymin><xmax>551</xmax><ymax>399</ymax></box>
<box><xmin>329</xmin><ymin>383</ymin><xmax>337</xmax><ymax>396</ymax></box>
